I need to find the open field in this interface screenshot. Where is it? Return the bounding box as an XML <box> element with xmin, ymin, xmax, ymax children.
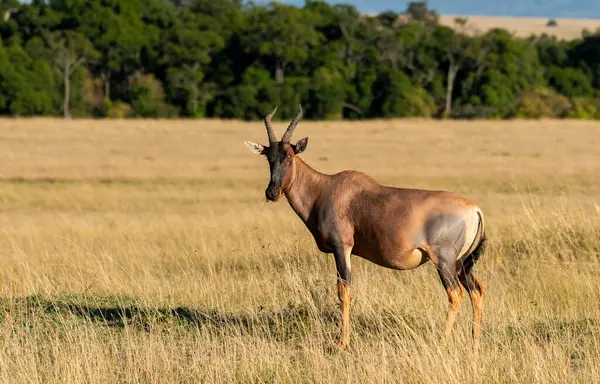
<box><xmin>439</xmin><ymin>15</ymin><xmax>600</xmax><ymax>39</ymax></box>
<box><xmin>0</xmin><ymin>117</ymin><xmax>599</xmax><ymax>382</ymax></box>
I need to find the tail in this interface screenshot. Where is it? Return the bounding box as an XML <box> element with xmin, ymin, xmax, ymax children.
<box><xmin>459</xmin><ymin>211</ymin><xmax>486</xmax><ymax>275</ymax></box>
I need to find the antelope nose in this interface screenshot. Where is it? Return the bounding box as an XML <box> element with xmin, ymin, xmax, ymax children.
<box><xmin>265</xmin><ymin>188</ymin><xmax>280</xmax><ymax>201</ymax></box>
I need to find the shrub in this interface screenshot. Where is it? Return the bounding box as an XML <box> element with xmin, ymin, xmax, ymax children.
<box><xmin>106</xmin><ymin>101</ymin><xmax>132</xmax><ymax>119</ymax></box>
<box><xmin>514</xmin><ymin>87</ymin><xmax>571</xmax><ymax>118</ymax></box>
<box><xmin>402</xmin><ymin>87</ymin><xmax>436</xmax><ymax>117</ymax></box>
<box><xmin>130</xmin><ymin>74</ymin><xmax>178</xmax><ymax>118</ymax></box>
<box><xmin>568</xmin><ymin>97</ymin><xmax>600</xmax><ymax>119</ymax></box>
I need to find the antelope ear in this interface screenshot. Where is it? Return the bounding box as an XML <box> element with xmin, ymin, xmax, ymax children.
<box><xmin>244</xmin><ymin>141</ymin><xmax>266</xmax><ymax>155</ymax></box>
<box><xmin>294</xmin><ymin>137</ymin><xmax>308</xmax><ymax>154</ymax></box>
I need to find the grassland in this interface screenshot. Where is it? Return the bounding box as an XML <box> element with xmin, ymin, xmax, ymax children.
<box><xmin>0</xmin><ymin>117</ymin><xmax>598</xmax><ymax>383</ymax></box>
<box><xmin>439</xmin><ymin>15</ymin><xmax>600</xmax><ymax>39</ymax></box>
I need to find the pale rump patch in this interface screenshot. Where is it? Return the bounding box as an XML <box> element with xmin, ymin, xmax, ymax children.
<box><xmin>457</xmin><ymin>208</ymin><xmax>482</xmax><ymax>259</ymax></box>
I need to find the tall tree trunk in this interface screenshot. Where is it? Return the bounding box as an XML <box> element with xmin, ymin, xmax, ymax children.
<box><xmin>190</xmin><ymin>83</ymin><xmax>199</xmax><ymax>116</ymax></box>
<box><xmin>188</xmin><ymin>63</ymin><xmax>200</xmax><ymax>115</ymax></box>
<box><xmin>275</xmin><ymin>59</ymin><xmax>285</xmax><ymax>84</ymax></box>
<box><xmin>63</xmin><ymin>63</ymin><xmax>71</xmax><ymax>119</ymax></box>
<box><xmin>444</xmin><ymin>61</ymin><xmax>458</xmax><ymax>119</ymax></box>
<box><xmin>101</xmin><ymin>72</ymin><xmax>111</xmax><ymax>101</ymax></box>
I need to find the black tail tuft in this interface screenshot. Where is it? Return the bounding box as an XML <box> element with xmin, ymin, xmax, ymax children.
<box><xmin>460</xmin><ymin>233</ymin><xmax>487</xmax><ymax>276</ymax></box>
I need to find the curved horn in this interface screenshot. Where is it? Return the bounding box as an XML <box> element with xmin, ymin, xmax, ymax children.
<box><xmin>281</xmin><ymin>104</ymin><xmax>303</xmax><ymax>143</ymax></box>
<box><xmin>264</xmin><ymin>106</ymin><xmax>278</xmax><ymax>143</ymax></box>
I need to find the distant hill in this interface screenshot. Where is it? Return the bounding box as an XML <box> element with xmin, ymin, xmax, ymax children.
<box><xmin>280</xmin><ymin>0</ymin><xmax>600</xmax><ymax>19</ymax></box>
<box><xmin>438</xmin><ymin>15</ymin><xmax>600</xmax><ymax>39</ymax></box>
<box><xmin>430</xmin><ymin>0</ymin><xmax>600</xmax><ymax>18</ymax></box>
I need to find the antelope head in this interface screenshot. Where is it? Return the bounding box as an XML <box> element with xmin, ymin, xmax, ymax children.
<box><xmin>244</xmin><ymin>105</ymin><xmax>308</xmax><ymax>202</ymax></box>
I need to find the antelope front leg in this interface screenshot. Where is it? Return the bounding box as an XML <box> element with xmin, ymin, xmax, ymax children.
<box><xmin>333</xmin><ymin>244</ymin><xmax>352</xmax><ymax>349</ymax></box>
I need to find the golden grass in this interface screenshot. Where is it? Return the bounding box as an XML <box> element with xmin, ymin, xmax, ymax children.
<box><xmin>440</xmin><ymin>15</ymin><xmax>600</xmax><ymax>39</ymax></box>
<box><xmin>0</xmin><ymin>117</ymin><xmax>599</xmax><ymax>382</ymax></box>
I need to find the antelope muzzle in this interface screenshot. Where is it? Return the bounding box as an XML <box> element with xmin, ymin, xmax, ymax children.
<box><xmin>265</xmin><ymin>185</ymin><xmax>282</xmax><ymax>202</ymax></box>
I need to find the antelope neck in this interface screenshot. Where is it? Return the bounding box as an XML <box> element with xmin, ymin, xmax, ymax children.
<box><xmin>284</xmin><ymin>157</ymin><xmax>326</xmax><ymax>223</ymax></box>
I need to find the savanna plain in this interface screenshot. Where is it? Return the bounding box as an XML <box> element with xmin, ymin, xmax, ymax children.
<box><xmin>0</xmin><ymin>117</ymin><xmax>599</xmax><ymax>383</ymax></box>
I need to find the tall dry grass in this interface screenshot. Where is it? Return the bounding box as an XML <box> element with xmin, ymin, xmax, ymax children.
<box><xmin>0</xmin><ymin>118</ymin><xmax>598</xmax><ymax>383</ymax></box>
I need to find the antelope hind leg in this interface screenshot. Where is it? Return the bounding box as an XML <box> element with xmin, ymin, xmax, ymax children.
<box><xmin>436</xmin><ymin>259</ymin><xmax>465</xmax><ymax>338</ymax></box>
<box><xmin>459</xmin><ymin>271</ymin><xmax>485</xmax><ymax>349</ymax></box>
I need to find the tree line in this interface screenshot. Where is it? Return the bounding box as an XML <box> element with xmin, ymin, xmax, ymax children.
<box><xmin>1</xmin><ymin>0</ymin><xmax>600</xmax><ymax>120</ymax></box>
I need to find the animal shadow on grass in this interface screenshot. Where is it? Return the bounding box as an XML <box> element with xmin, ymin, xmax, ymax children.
<box><xmin>2</xmin><ymin>295</ymin><xmax>430</xmax><ymax>351</ymax></box>
<box><xmin>33</xmin><ymin>296</ymin><xmax>320</xmax><ymax>339</ymax></box>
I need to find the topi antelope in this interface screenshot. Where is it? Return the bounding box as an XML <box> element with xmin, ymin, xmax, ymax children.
<box><xmin>244</xmin><ymin>105</ymin><xmax>487</xmax><ymax>349</ymax></box>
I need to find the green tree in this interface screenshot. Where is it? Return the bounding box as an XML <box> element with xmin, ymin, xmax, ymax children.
<box><xmin>0</xmin><ymin>40</ymin><xmax>55</xmax><ymax>116</ymax></box>
<box><xmin>392</xmin><ymin>21</ymin><xmax>439</xmax><ymax>91</ymax></box>
<box><xmin>466</xmin><ymin>29</ymin><xmax>544</xmax><ymax>118</ymax></box>
<box><xmin>568</xmin><ymin>33</ymin><xmax>600</xmax><ymax>89</ymax></box>
<box><xmin>74</xmin><ymin>0</ymin><xmax>149</xmax><ymax>103</ymax></box>
<box><xmin>437</xmin><ymin>19</ymin><xmax>489</xmax><ymax>117</ymax></box>
<box><xmin>405</xmin><ymin>1</ymin><xmax>438</xmax><ymax>25</ymax></box>
<box><xmin>309</xmin><ymin>66</ymin><xmax>346</xmax><ymax>120</ymax></box>
<box><xmin>546</xmin><ymin>66</ymin><xmax>594</xmax><ymax>98</ymax></box>
<box><xmin>370</xmin><ymin>69</ymin><xmax>435</xmax><ymax>118</ymax></box>
<box><xmin>160</xmin><ymin>7</ymin><xmax>223</xmax><ymax>116</ymax></box>
<box><xmin>243</xmin><ymin>3</ymin><xmax>321</xmax><ymax>84</ymax></box>
<box><xmin>43</xmin><ymin>30</ymin><xmax>98</xmax><ymax>118</ymax></box>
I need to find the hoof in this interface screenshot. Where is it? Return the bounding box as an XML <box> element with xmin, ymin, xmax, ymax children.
<box><xmin>325</xmin><ymin>341</ymin><xmax>349</xmax><ymax>355</ymax></box>
<box><xmin>336</xmin><ymin>340</ymin><xmax>349</xmax><ymax>351</ymax></box>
